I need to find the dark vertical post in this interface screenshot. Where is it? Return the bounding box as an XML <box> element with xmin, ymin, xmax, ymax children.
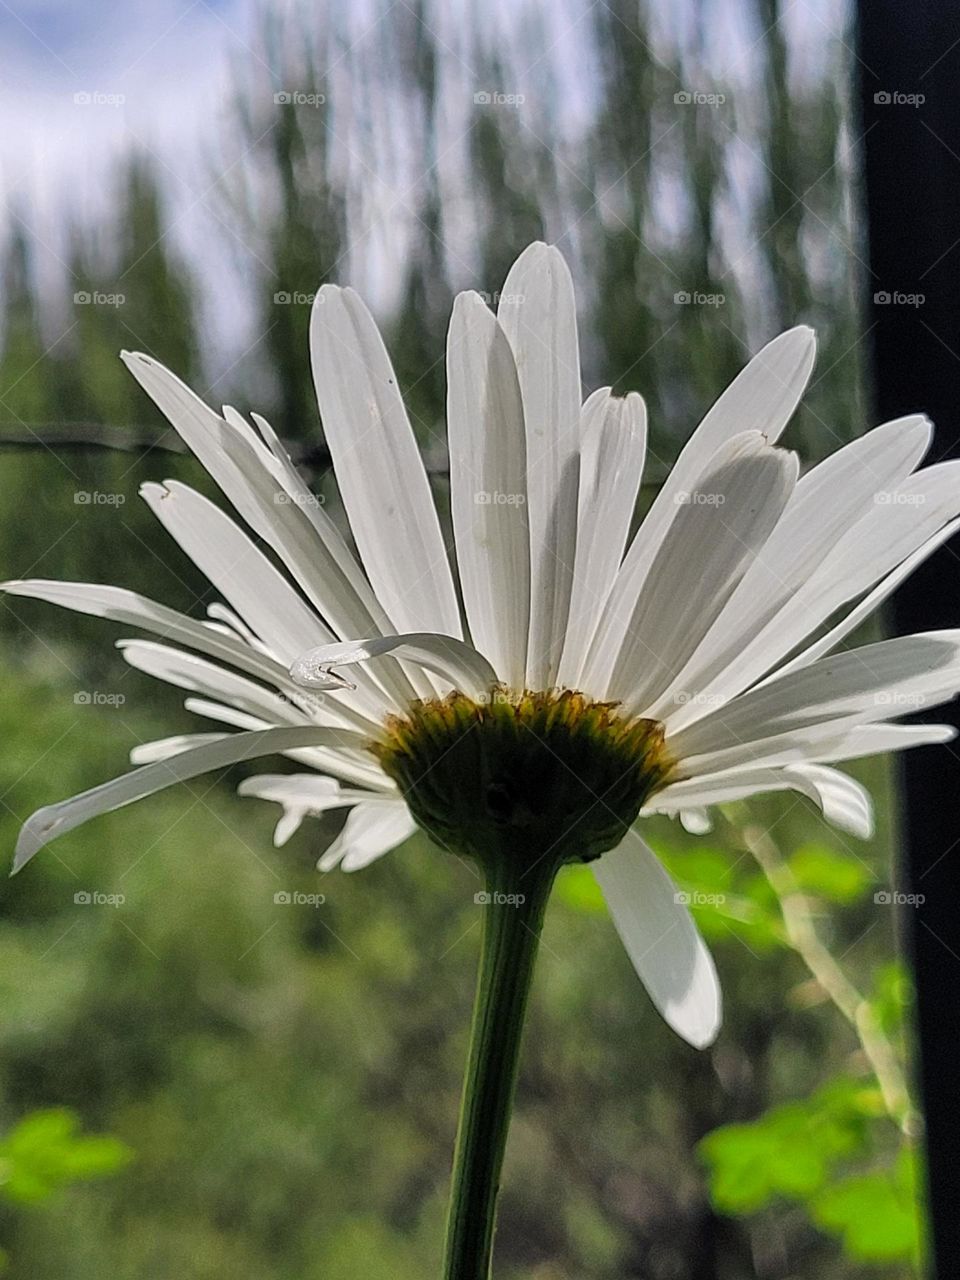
<box><xmin>858</xmin><ymin>4</ymin><xmax>960</xmax><ymax>1275</ymax></box>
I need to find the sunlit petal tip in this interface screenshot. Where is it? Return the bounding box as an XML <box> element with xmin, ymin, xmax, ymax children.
<box><xmin>679</xmin><ymin>808</ymin><xmax>713</xmax><ymax>836</ymax></box>
<box><xmin>776</xmin><ymin>323</ymin><xmax>817</xmax><ymax>356</ymax></box>
<box><xmin>314</xmin><ymin>281</ymin><xmax>345</xmax><ymax>304</ymax></box>
<box><xmin>120</xmin><ymin>350</ymin><xmax>156</xmax><ymax>373</ymax></box>
<box><xmin>317</xmin><ymin>802</ymin><xmax>417</xmax><ymax>874</ymax></box>
<box><xmin>12</xmin><ymin>812</ymin><xmax>56</xmax><ymax>875</ymax></box>
<box><xmin>291</xmin><ymin>635</ymin><xmax>498</xmax><ymax>700</ymax></box>
<box><xmin>289</xmin><ymin>650</ymin><xmax>358</xmax><ymax>691</ymax></box>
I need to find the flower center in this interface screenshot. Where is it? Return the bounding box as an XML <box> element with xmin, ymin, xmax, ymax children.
<box><xmin>373</xmin><ymin>687</ymin><xmax>675</xmax><ymax>869</ymax></box>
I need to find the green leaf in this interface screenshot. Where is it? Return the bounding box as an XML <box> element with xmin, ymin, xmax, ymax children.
<box><xmin>811</xmin><ymin>1148</ymin><xmax>922</xmax><ymax>1263</ymax></box>
<box><xmin>658</xmin><ymin>846</ymin><xmax>735</xmax><ymax>894</ymax></box>
<box><xmin>787</xmin><ymin>843</ymin><xmax>873</xmax><ymax>904</ymax></box>
<box><xmin>656</xmin><ymin>847</ymin><xmax>786</xmax><ymax>953</ymax></box>
<box><xmin>0</xmin><ymin>1109</ymin><xmax>133</xmax><ymax>1205</ymax></box>
<box><xmin>869</xmin><ymin>962</ymin><xmax>914</xmax><ymax>1037</ymax></box>
<box><xmin>554</xmin><ymin>865</ymin><xmax>606</xmax><ymax>915</ymax></box>
<box><xmin>698</xmin><ymin>1080</ymin><xmax>873</xmax><ymax>1214</ymax></box>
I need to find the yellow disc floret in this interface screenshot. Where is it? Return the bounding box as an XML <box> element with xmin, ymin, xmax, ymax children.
<box><xmin>374</xmin><ymin>686</ymin><xmax>675</xmax><ymax>869</ymax></box>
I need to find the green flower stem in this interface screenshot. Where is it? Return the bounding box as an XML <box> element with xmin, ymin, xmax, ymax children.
<box><xmin>442</xmin><ymin>855</ymin><xmax>557</xmax><ymax>1280</ymax></box>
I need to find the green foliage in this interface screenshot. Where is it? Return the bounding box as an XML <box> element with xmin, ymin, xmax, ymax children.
<box><xmin>869</xmin><ymin>962</ymin><xmax>915</xmax><ymax>1037</ymax></box>
<box><xmin>657</xmin><ymin>841</ymin><xmax>788</xmax><ymax>953</ymax></box>
<box><xmin>0</xmin><ymin>1110</ymin><xmax>131</xmax><ymax>1206</ymax></box>
<box><xmin>553</xmin><ymin>865</ymin><xmax>606</xmax><ymax>915</ymax></box>
<box><xmin>699</xmin><ymin>1080</ymin><xmax>922</xmax><ymax>1268</ymax></box>
<box><xmin>811</xmin><ymin>1148</ymin><xmax>922</xmax><ymax>1264</ymax></box>
<box><xmin>699</xmin><ymin>1079</ymin><xmax>876</xmax><ymax>1214</ymax></box>
<box><xmin>788</xmin><ymin>844</ymin><xmax>875</xmax><ymax>905</ymax></box>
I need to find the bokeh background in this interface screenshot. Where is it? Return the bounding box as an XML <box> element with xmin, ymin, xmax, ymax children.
<box><xmin>0</xmin><ymin>1</ymin><xmax>923</xmax><ymax>1276</ymax></box>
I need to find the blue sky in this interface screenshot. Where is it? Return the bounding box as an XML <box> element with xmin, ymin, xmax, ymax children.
<box><xmin>0</xmin><ymin>0</ymin><xmax>849</xmax><ymax>368</ymax></box>
<box><xmin>0</xmin><ymin>0</ymin><xmax>262</xmax><ymax>353</ymax></box>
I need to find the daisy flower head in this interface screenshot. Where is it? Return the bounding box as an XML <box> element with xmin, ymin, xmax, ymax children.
<box><xmin>8</xmin><ymin>242</ymin><xmax>960</xmax><ymax>1050</ymax></box>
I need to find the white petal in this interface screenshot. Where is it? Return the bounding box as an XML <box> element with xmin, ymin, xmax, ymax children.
<box><xmin>206</xmin><ymin>603</ymin><xmax>267</xmax><ymax>650</ymax></box>
<box><xmin>130</xmin><ymin>732</ymin><xmax>227</xmax><ymax>764</ymax></box>
<box><xmin>557</xmin><ymin>389</ymin><xmax>647</xmax><ymax>688</ymax></box>
<box><xmin>593</xmin><ymin>830</ymin><xmax>721</xmax><ymax>1048</ymax></box>
<box><xmin>661</xmin><ymin>721</ymin><xmax>954</xmax><ymax>787</ymax></box>
<box><xmin>234</xmin><ymin>405</ymin><xmax>435</xmax><ymax>704</ymax></box>
<box><xmin>769</xmin><ymin>517</ymin><xmax>960</xmax><ymax>680</ymax></box>
<box><xmin>309</xmin><ymin>286</ymin><xmax>461</xmax><ymax>637</ymax></box>
<box><xmin>119</xmin><ymin>640</ymin><xmax>304</xmax><ymax>722</ymax></box>
<box><xmin>447</xmin><ymin>291</ymin><xmax>530</xmax><ymax>687</ymax></box>
<box><xmin>651</xmin><ymin>763</ymin><xmax>874</xmax><ymax>838</ymax></box>
<box><xmin>811</xmin><ymin>721</ymin><xmax>957</xmax><ymax>761</ymax></box>
<box><xmin>671</xmin><ymin>461</ymin><xmax>960</xmax><ymax>728</ymax></box>
<box><xmin>184</xmin><ymin>698</ymin><xmax>391</xmax><ymax>792</ymax></box>
<box><xmin>237</xmin><ymin>773</ymin><xmax>381</xmax><ymax>847</ymax></box>
<box><xmin>606</xmin><ymin>435</ymin><xmax>798</xmax><ymax>714</ymax></box>
<box><xmin>1</xmin><ymin>580</ymin><xmax>295</xmax><ymax>688</ymax></box>
<box><xmin>290</xmin><ymin>633</ymin><xmax>498</xmax><ymax>700</ymax></box>
<box><xmin>12</xmin><ymin>725</ymin><xmax>369</xmax><ymax>872</ymax></box>
<box><xmin>183</xmin><ymin>699</ymin><xmax>275</xmax><ymax>733</ymax></box>
<box><xmin>498</xmin><ymin>243</ymin><xmax>581</xmax><ymax>688</ymax></box>
<box><xmin>588</xmin><ymin>327</ymin><xmax>815</xmax><ymax>689</ymax></box>
<box><xmin>121</xmin><ymin>354</ymin><xmax>395</xmax><ymax>650</ymax></box>
<box><xmin>649</xmin><ymin>414</ymin><xmax>933</xmax><ymax>717</ymax></box>
<box><xmin>318</xmin><ymin>801</ymin><xmax>417</xmax><ymax>872</ymax></box>
<box><xmin>670</xmin><ymin>632</ymin><xmax>960</xmax><ymax>770</ymax></box>
<box><xmin>118</xmin><ymin>638</ymin><xmax>381</xmax><ymax>739</ymax></box>
<box><xmin>784</xmin><ymin>765</ymin><xmax>874</xmax><ymax>838</ymax></box>
<box><xmin>679</xmin><ymin>808</ymin><xmax>713</xmax><ymax>835</ymax></box>
<box><xmin>222</xmin><ymin>408</ymin><xmax>435</xmax><ymax>704</ymax></box>
<box><xmin>140</xmin><ymin>481</ymin><xmax>331</xmax><ymax>665</ymax></box>
<box><xmin>275</xmin><ymin>808</ymin><xmax>306</xmax><ymax>846</ymax></box>
<box><xmin>239</xmin><ymin>773</ymin><xmax>353</xmax><ymax>808</ymax></box>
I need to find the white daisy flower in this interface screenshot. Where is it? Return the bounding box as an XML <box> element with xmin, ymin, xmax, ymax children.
<box><xmin>7</xmin><ymin>242</ymin><xmax>960</xmax><ymax>1050</ymax></box>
